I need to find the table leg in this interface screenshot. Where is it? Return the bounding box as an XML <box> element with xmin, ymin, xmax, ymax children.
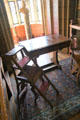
<box><xmin>51</xmin><ymin>51</ymin><xmax>62</xmax><ymax>70</ymax></box>
<box><xmin>51</xmin><ymin>51</ymin><xmax>59</xmax><ymax>64</ymax></box>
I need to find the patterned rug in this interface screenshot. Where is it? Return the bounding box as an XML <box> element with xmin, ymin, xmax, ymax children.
<box><xmin>21</xmin><ymin>58</ymin><xmax>80</xmax><ymax>120</ymax></box>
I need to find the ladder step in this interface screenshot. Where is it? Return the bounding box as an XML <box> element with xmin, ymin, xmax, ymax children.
<box><xmin>18</xmin><ymin>56</ymin><xmax>29</xmax><ymax>67</ymax></box>
<box><xmin>43</xmin><ymin>64</ymin><xmax>59</xmax><ymax>73</ymax></box>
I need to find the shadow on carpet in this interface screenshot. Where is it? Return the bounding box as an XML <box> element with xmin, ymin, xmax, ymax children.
<box><xmin>21</xmin><ymin>58</ymin><xmax>80</xmax><ymax>120</ymax></box>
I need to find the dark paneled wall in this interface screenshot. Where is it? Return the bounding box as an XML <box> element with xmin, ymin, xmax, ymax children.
<box><xmin>76</xmin><ymin>0</ymin><xmax>80</xmax><ymax>24</ymax></box>
<box><xmin>59</xmin><ymin>0</ymin><xmax>77</xmax><ymax>37</ymax></box>
<box><xmin>0</xmin><ymin>0</ymin><xmax>14</xmax><ymax>71</ymax></box>
<box><xmin>58</xmin><ymin>0</ymin><xmax>62</xmax><ymax>35</ymax></box>
<box><xmin>69</xmin><ymin>0</ymin><xmax>77</xmax><ymax>20</ymax></box>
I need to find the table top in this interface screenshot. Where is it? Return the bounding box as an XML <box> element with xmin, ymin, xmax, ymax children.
<box><xmin>19</xmin><ymin>34</ymin><xmax>71</xmax><ymax>54</ymax></box>
<box><xmin>6</xmin><ymin>34</ymin><xmax>71</xmax><ymax>57</ymax></box>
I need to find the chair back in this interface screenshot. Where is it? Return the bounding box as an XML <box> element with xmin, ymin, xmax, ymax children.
<box><xmin>6</xmin><ymin>45</ymin><xmax>41</xmax><ymax>83</ymax></box>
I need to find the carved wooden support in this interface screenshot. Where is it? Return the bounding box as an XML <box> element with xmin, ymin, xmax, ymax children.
<box><xmin>20</xmin><ymin>0</ymin><xmax>32</xmax><ymax>40</ymax></box>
